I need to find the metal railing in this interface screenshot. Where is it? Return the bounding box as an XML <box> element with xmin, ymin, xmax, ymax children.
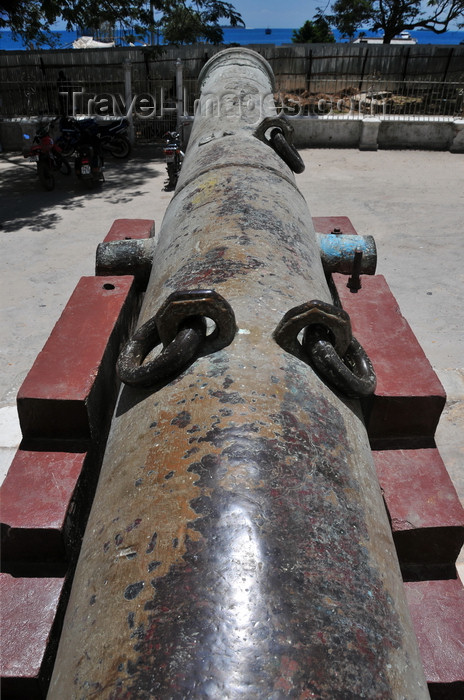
<box><xmin>1</xmin><ymin>75</ymin><xmax>462</xmax><ymax>143</ymax></box>
<box><xmin>273</xmin><ymin>77</ymin><xmax>464</xmax><ymax>121</ymax></box>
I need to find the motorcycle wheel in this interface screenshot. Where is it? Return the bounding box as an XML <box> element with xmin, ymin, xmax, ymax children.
<box><xmin>37</xmin><ymin>161</ymin><xmax>55</xmax><ymax>191</ymax></box>
<box><xmin>57</xmin><ymin>154</ymin><xmax>71</xmax><ymax>175</ymax></box>
<box><xmin>59</xmin><ymin>143</ymin><xmax>75</xmax><ymax>158</ymax></box>
<box><xmin>167</xmin><ymin>162</ymin><xmax>178</xmax><ymax>189</ymax></box>
<box><xmin>106</xmin><ymin>136</ymin><xmax>131</xmax><ymax>159</ymax></box>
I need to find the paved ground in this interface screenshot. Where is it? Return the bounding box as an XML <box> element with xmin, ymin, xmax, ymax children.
<box><xmin>1</xmin><ymin>146</ymin><xmax>463</xmax><ymax>571</ymax></box>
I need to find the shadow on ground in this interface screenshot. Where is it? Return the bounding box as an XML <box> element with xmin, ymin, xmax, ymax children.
<box><xmin>0</xmin><ymin>147</ymin><xmax>166</xmax><ymax>233</ymax></box>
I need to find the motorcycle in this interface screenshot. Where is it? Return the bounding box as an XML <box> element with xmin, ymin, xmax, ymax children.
<box><xmin>57</xmin><ymin>116</ymin><xmax>131</xmax><ymax>159</ymax></box>
<box><xmin>74</xmin><ymin>124</ymin><xmax>105</xmax><ymax>188</ymax></box>
<box><xmin>163</xmin><ymin>131</ymin><xmax>184</xmax><ymax>191</ymax></box>
<box><xmin>23</xmin><ymin>121</ymin><xmax>71</xmax><ymax>191</ymax></box>
<box><xmin>98</xmin><ymin>118</ymin><xmax>132</xmax><ymax>158</ymax></box>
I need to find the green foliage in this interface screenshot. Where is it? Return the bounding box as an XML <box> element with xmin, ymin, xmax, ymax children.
<box><xmin>162</xmin><ymin>0</ymin><xmax>243</xmax><ymax>44</ymax></box>
<box><xmin>0</xmin><ymin>0</ymin><xmax>244</xmax><ymax>47</ymax></box>
<box><xmin>292</xmin><ymin>14</ymin><xmax>335</xmax><ymax>43</ymax></box>
<box><xmin>326</xmin><ymin>0</ymin><xmax>372</xmax><ymax>40</ymax></box>
<box><xmin>327</xmin><ymin>0</ymin><xmax>464</xmax><ymax>43</ymax></box>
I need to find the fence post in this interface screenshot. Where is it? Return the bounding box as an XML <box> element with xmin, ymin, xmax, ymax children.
<box><xmin>176</xmin><ymin>58</ymin><xmax>184</xmax><ymax>131</ymax></box>
<box><xmin>123</xmin><ymin>58</ymin><xmax>135</xmax><ymax>144</ymax></box>
<box><xmin>359</xmin><ymin>48</ymin><xmax>369</xmax><ymax>92</ymax></box>
<box><xmin>402</xmin><ymin>47</ymin><xmax>411</xmax><ymax>81</ymax></box>
<box><xmin>306</xmin><ymin>48</ymin><xmax>312</xmax><ymax>95</ymax></box>
<box><xmin>443</xmin><ymin>47</ymin><xmax>454</xmax><ymax>82</ymax></box>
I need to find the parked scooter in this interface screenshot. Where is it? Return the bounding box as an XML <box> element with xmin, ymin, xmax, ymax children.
<box><xmin>74</xmin><ymin>124</ymin><xmax>105</xmax><ymax>187</ymax></box>
<box><xmin>163</xmin><ymin>131</ymin><xmax>184</xmax><ymax>191</ymax></box>
<box><xmin>23</xmin><ymin>121</ymin><xmax>70</xmax><ymax>191</ymax></box>
<box><xmin>57</xmin><ymin>117</ymin><xmax>131</xmax><ymax>159</ymax></box>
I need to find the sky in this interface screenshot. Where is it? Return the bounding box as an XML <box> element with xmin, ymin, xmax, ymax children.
<box><xmin>48</xmin><ymin>0</ymin><xmax>462</xmax><ymax>33</ymax></box>
<box><xmin>228</xmin><ymin>0</ymin><xmax>322</xmax><ymax>28</ymax></box>
<box><xmin>49</xmin><ymin>1</ymin><xmax>322</xmax><ymax>32</ymax></box>
<box><xmin>230</xmin><ymin>0</ymin><xmax>462</xmax><ymax>30</ymax></box>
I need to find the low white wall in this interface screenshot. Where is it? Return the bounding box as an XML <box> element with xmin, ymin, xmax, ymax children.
<box><xmin>290</xmin><ymin>116</ymin><xmax>464</xmax><ymax>153</ymax></box>
<box><xmin>291</xmin><ymin>118</ymin><xmax>362</xmax><ymax>148</ymax></box>
<box><xmin>378</xmin><ymin>120</ymin><xmax>455</xmax><ymax>150</ymax></box>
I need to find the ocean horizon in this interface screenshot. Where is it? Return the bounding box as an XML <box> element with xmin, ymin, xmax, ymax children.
<box><xmin>1</xmin><ymin>26</ymin><xmax>464</xmax><ymax>50</ymax></box>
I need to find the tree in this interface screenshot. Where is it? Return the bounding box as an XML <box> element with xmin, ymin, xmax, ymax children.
<box><xmin>161</xmin><ymin>1</ymin><xmax>243</xmax><ymax>43</ymax></box>
<box><xmin>292</xmin><ymin>13</ymin><xmax>336</xmax><ymax>43</ymax></box>
<box><xmin>0</xmin><ymin>0</ymin><xmax>244</xmax><ymax>48</ymax></box>
<box><xmin>326</xmin><ymin>0</ymin><xmax>371</xmax><ymax>40</ymax></box>
<box><xmin>328</xmin><ymin>0</ymin><xmax>464</xmax><ymax>44</ymax></box>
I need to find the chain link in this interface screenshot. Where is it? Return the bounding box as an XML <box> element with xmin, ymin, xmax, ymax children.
<box><xmin>269</xmin><ymin>128</ymin><xmax>305</xmax><ymax>174</ymax></box>
<box><xmin>117</xmin><ymin>316</ymin><xmax>206</xmax><ymax>388</ymax></box>
<box><xmin>303</xmin><ymin>325</ymin><xmax>376</xmax><ymax>398</ymax></box>
<box><xmin>274</xmin><ymin>299</ymin><xmax>376</xmax><ymax>398</ymax></box>
<box><xmin>253</xmin><ymin>116</ymin><xmax>305</xmax><ymax>174</ymax></box>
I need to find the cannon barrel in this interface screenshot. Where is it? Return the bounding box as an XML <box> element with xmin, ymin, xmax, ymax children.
<box><xmin>48</xmin><ymin>49</ymin><xmax>428</xmax><ymax>698</ymax></box>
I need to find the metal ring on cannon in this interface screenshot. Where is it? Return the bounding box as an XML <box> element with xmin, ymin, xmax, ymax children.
<box><xmin>116</xmin><ymin>316</ymin><xmax>206</xmax><ymax>388</ymax></box>
<box><xmin>253</xmin><ymin>116</ymin><xmax>305</xmax><ymax>173</ymax></box>
<box><xmin>273</xmin><ymin>299</ymin><xmax>376</xmax><ymax>398</ymax></box>
<box><xmin>303</xmin><ymin>326</ymin><xmax>377</xmax><ymax>398</ymax></box>
<box><xmin>155</xmin><ymin>289</ymin><xmax>237</xmax><ymax>355</ymax></box>
<box><xmin>117</xmin><ymin>289</ymin><xmax>236</xmax><ymax>387</ymax></box>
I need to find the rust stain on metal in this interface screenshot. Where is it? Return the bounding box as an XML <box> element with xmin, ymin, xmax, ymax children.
<box><xmin>103</xmin><ymin>351</ymin><xmax>407</xmax><ymax>699</ymax></box>
<box><xmin>168</xmin><ymin>244</ymin><xmax>265</xmax><ymax>290</ymax></box>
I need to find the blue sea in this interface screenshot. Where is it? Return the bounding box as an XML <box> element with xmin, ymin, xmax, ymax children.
<box><xmin>1</xmin><ymin>26</ymin><xmax>464</xmax><ymax>50</ymax></box>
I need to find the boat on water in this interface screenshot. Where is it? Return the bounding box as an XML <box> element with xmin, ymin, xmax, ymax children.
<box><xmin>354</xmin><ymin>31</ymin><xmax>417</xmax><ymax>45</ymax></box>
<box><xmin>72</xmin><ymin>35</ymin><xmax>115</xmax><ymax>48</ymax></box>
<box><xmin>265</xmin><ymin>27</ymin><xmax>272</xmax><ymax>35</ymax></box>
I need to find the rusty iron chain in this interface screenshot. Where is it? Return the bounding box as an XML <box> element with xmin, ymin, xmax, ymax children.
<box><xmin>253</xmin><ymin>116</ymin><xmax>305</xmax><ymax>174</ymax></box>
<box><xmin>273</xmin><ymin>299</ymin><xmax>376</xmax><ymax>398</ymax></box>
<box><xmin>117</xmin><ymin>289</ymin><xmax>236</xmax><ymax>388</ymax></box>
<box><xmin>269</xmin><ymin>128</ymin><xmax>305</xmax><ymax>174</ymax></box>
<box><xmin>273</xmin><ymin>299</ymin><xmax>352</xmax><ymax>361</ymax></box>
<box><xmin>303</xmin><ymin>325</ymin><xmax>377</xmax><ymax>398</ymax></box>
<box><xmin>116</xmin><ymin>316</ymin><xmax>206</xmax><ymax>388</ymax></box>
<box><xmin>155</xmin><ymin>289</ymin><xmax>236</xmax><ymax>355</ymax></box>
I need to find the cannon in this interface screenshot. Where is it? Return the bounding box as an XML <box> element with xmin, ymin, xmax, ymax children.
<box><xmin>48</xmin><ymin>48</ymin><xmax>429</xmax><ymax>698</ymax></box>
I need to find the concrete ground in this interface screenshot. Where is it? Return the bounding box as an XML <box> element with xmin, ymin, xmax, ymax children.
<box><xmin>1</xmin><ymin>146</ymin><xmax>463</xmax><ymax>573</ymax></box>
